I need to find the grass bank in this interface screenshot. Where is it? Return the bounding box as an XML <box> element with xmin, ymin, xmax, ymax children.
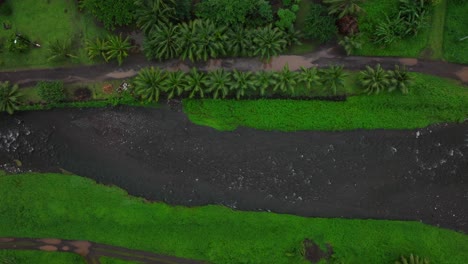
<box><xmin>183</xmin><ymin>72</ymin><xmax>468</xmax><ymax>131</ymax></box>
<box><xmin>0</xmin><ymin>0</ymin><xmax>107</xmax><ymax>69</ymax></box>
<box><xmin>0</xmin><ymin>172</ymin><xmax>467</xmax><ymax>264</ymax></box>
<box><xmin>0</xmin><ymin>250</ymin><xmax>83</xmax><ymax>264</ymax></box>
<box><xmin>443</xmin><ymin>0</ymin><xmax>468</xmax><ymax>64</ymax></box>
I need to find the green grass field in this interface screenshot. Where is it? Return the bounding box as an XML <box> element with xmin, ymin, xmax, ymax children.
<box><xmin>0</xmin><ymin>172</ymin><xmax>467</xmax><ymax>264</ymax></box>
<box><xmin>0</xmin><ymin>250</ymin><xmax>84</xmax><ymax>264</ymax></box>
<box><xmin>355</xmin><ymin>0</ymin><xmax>430</xmax><ymax>58</ymax></box>
<box><xmin>100</xmin><ymin>257</ymin><xmax>140</xmax><ymax>264</ymax></box>
<box><xmin>443</xmin><ymin>0</ymin><xmax>468</xmax><ymax>64</ymax></box>
<box><xmin>183</xmin><ymin>72</ymin><xmax>468</xmax><ymax>131</ymax></box>
<box><xmin>0</xmin><ymin>0</ymin><xmax>107</xmax><ymax>69</ymax></box>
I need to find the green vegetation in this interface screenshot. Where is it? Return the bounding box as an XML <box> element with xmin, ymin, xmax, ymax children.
<box><xmin>0</xmin><ymin>0</ymin><xmax>106</xmax><ymax>69</ymax></box>
<box><xmin>0</xmin><ymin>81</ymin><xmax>21</xmax><ymax>114</ymax></box>
<box><xmin>443</xmin><ymin>0</ymin><xmax>468</xmax><ymax>64</ymax></box>
<box><xmin>99</xmin><ymin>257</ymin><xmax>140</xmax><ymax>264</ymax></box>
<box><xmin>85</xmin><ymin>34</ymin><xmax>132</xmax><ymax>65</ymax></box>
<box><xmin>395</xmin><ymin>254</ymin><xmax>430</xmax><ymax>264</ymax></box>
<box><xmin>183</xmin><ymin>72</ymin><xmax>468</xmax><ymax>131</ymax></box>
<box><xmin>0</xmin><ymin>250</ymin><xmax>83</xmax><ymax>264</ymax></box>
<box><xmin>78</xmin><ymin>0</ymin><xmax>135</xmax><ymax>30</ymax></box>
<box><xmin>36</xmin><ymin>81</ymin><xmax>65</xmax><ymax>103</ymax></box>
<box><xmin>1</xmin><ymin>173</ymin><xmax>468</xmax><ymax>264</ymax></box>
<box><xmin>303</xmin><ymin>3</ymin><xmax>337</xmax><ymax>43</ymax></box>
<box><xmin>425</xmin><ymin>0</ymin><xmax>447</xmax><ymax>59</ymax></box>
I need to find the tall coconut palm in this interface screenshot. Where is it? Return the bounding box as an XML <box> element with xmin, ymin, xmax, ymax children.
<box><xmin>359</xmin><ymin>64</ymin><xmax>390</xmax><ymax>95</ymax></box>
<box><xmin>134</xmin><ymin>0</ymin><xmax>176</xmax><ymax>34</ymax></box>
<box><xmin>320</xmin><ymin>65</ymin><xmax>348</xmax><ymax>95</ymax></box>
<box><xmin>299</xmin><ymin>67</ymin><xmax>321</xmax><ymax>90</ymax></box>
<box><xmin>204</xmin><ymin>69</ymin><xmax>232</xmax><ymax>99</ymax></box>
<box><xmin>186</xmin><ymin>68</ymin><xmax>208</xmax><ymax>98</ymax></box>
<box><xmin>252</xmin><ymin>25</ymin><xmax>287</xmax><ymax>63</ymax></box>
<box><xmin>231</xmin><ymin>70</ymin><xmax>255</xmax><ymax>99</ymax></box>
<box><xmin>227</xmin><ymin>26</ymin><xmax>254</xmax><ymax>57</ymax></box>
<box><xmin>178</xmin><ymin>20</ymin><xmax>198</xmax><ymax>62</ymax></box>
<box><xmin>274</xmin><ymin>64</ymin><xmax>298</xmax><ymax>95</ymax></box>
<box><xmin>105</xmin><ymin>34</ymin><xmax>132</xmax><ymax>66</ymax></box>
<box><xmin>47</xmin><ymin>39</ymin><xmax>77</xmax><ymax>62</ymax></box>
<box><xmin>85</xmin><ymin>37</ymin><xmax>108</xmax><ymax>61</ymax></box>
<box><xmin>0</xmin><ymin>81</ymin><xmax>22</xmax><ymax>115</ymax></box>
<box><xmin>254</xmin><ymin>71</ymin><xmax>276</xmax><ymax>96</ymax></box>
<box><xmin>134</xmin><ymin>67</ymin><xmax>167</xmax><ymax>102</ymax></box>
<box><xmin>194</xmin><ymin>19</ymin><xmax>227</xmax><ymax>61</ymax></box>
<box><xmin>323</xmin><ymin>0</ymin><xmax>362</xmax><ymax>18</ymax></box>
<box><xmin>163</xmin><ymin>71</ymin><xmax>187</xmax><ymax>99</ymax></box>
<box><xmin>388</xmin><ymin>65</ymin><xmax>412</xmax><ymax>94</ymax></box>
<box><xmin>144</xmin><ymin>22</ymin><xmax>180</xmax><ymax>61</ymax></box>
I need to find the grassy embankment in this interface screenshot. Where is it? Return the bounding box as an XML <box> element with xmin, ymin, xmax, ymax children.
<box><xmin>183</xmin><ymin>72</ymin><xmax>468</xmax><ymax>131</ymax></box>
<box><xmin>443</xmin><ymin>0</ymin><xmax>468</xmax><ymax>64</ymax></box>
<box><xmin>0</xmin><ymin>0</ymin><xmax>106</xmax><ymax>69</ymax></box>
<box><xmin>1</xmin><ymin>172</ymin><xmax>467</xmax><ymax>264</ymax></box>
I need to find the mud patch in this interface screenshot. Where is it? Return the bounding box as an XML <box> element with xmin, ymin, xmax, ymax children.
<box><xmin>69</xmin><ymin>241</ymin><xmax>91</xmax><ymax>256</ymax></box>
<box><xmin>455</xmin><ymin>67</ymin><xmax>468</xmax><ymax>83</ymax></box>
<box><xmin>302</xmin><ymin>239</ymin><xmax>333</xmax><ymax>263</ymax></box>
<box><xmin>38</xmin><ymin>238</ymin><xmax>61</xmax><ymax>245</ymax></box>
<box><xmin>399</xmin><ymin>58</ymin><xmax>418</xmax><ymax>66</ymax></box>
<box><xmin>105</xmin><ymin>70</ymin><xmax>137</xmax><ymax>79</ymax></box>
<box><xmin>39</xmin><ymin>245</ymin><xmax>58</xmax><ymax>251</ymax></box>
<box><xmin>270</xmin><ymin>55</ymin><xmax>314</xmax><ymax>71</ymax></box>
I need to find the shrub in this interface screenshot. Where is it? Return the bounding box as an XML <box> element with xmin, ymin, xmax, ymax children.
<box><xmin>102</xmin><ymin>84</ymin><xmax>114</xmax><ymax>94</ymax></box>
<box><xmin>275</xmin><ymin>8</ymin><xmax>296</xmax><ymax>29</ymax></box>
<box><xmin>174</xmin><ymin>0</ymin><xmax>192</xmax><ymax>21</ymax></box>
<box><xmin>7</xmin><ymin>34</ymin><xmax>30</xmax><ymax>53</ymax></box>
<box><xmin>78</xmin><ymin>0</ymin><xmax>135</xmax><ymax>30</ymax></box>
<box><xmin>74</xmin><ymin>88</ymin><xmax>92</xmax><ymax>101</ymax></box>
<box><xmin>303</xmin><ymin>3</ymin><xmax>337</xmax><ymax>43</ymax></box>
<box><xmin>37</xmin><ymin>81</ymin><xmax>65</xmax><ymax>103</ymax></box>
<box><xmin>0</xmin><ymin>81</ymin><xmax>22</xmax><ymax>115</ymax></box>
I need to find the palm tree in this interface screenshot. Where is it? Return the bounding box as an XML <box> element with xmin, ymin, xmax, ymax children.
<box><xmin>178</xmin><ymin>20</ymin><xmax>198</xmax><ymax>62</ymax></box>
<box><xmin>105</xmin><ymin>34</ymin><xmax>132</xmax><ymax>66</ymax></box>
<box><xmin>252</xmin><ymin>25</ymin><xmax>287</xmax><ymax>63</ymax></box>
<box><xmin>299</xmin><ymin>67</ymin><xmax>321</xmax><ymax>90</ymax></box>
<box><xmin>227</xmin><ymin>26</ymin><xmax>254</xmax><ymax>57</ymax></box>
<box><xmin>388</xmin><ymin>65</ymin><xmax>412</xmax><ymax>94</ymax></box>
<box><xmin>338</xmin><ymin>34</ymin><xmax>362</xmax><ymax>55</ymax></box>
<box><xmin>323</xmin><ymin>0</ymin><xmax>362</xmax><ymax>18</ymax></box>
<box><xmin>273</xmin><ymin>64</ymin><xmax>298</xmax><ymax>95</ymax></box>
<box><xmin>254</xmin><ymin>71</ymin><xmax>276</xmax><ymax>96</ymax></box>
<box><xmin>204</xmin><ymin>69</ymin><xmax>232</xmax><ymax>99</ymax></box>
<box><xmin>163</xmin><ymin>71</ymin><xmax>187</xmax><ymax>99</ymax></box>
<box><xmin>48</xmin><ymin>40</ymin><xmax>77</xmax><ymax>62</ymax></box>
<box><xmin>144</xmin><ymin>22</ymin><xmax>180</xmax><ymax>61</ymax></box>
<box><xmin>320</xmin><ymin>65</ymin><xmax>348</xmax><ymax>95</ymax></box>
<box><xmin>0</xmin><ymin>81</ymin><xmax>22</xmax><ymax>115</ymax></box>
<box><xmin>85</xmin><ymin>37</ymin><xmax>108</xmax><ymax>61</ymax></box>
<box><xmin>134</xmin><ymin>67</ymin><xmax>167</xmax><ymax>102</ymax></box>
<box><xmin>359</xmin><ymin>64</ymin><xmax>390</xmax><ymax>95</ymax></box>
<box><xmin>186</xmin><ymin>68</ymin><xmax>208</xmax><ymax>98</ymax></box>
<box><xmin>231</xmin><ymin>70</ymin><xmax>255</xmax><ymax>99</ymax></box>
<box><xmin>283</xmin><ymin>25</ymin><xmax>302</xmax><ymax>48</ymax></box>
<box><xmin>193</xmin><ymin>19</ymin><xmax>227</xmax><ymax>61</ymax></box>
<box><xmin>134</xmin><ymin>0</ymin><xmax>176</xmax><ymax>34</ymax></box>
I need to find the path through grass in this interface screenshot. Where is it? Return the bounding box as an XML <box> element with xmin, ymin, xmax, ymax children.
<box><xmin>1</xmin><ymin>173</ymin><xmax>467</xmax><ymax>264</ymax></box>
<box><xmin>424</xmin><ymin>0</ymin><xmax>447</xmax><ymax>60</ymax></box>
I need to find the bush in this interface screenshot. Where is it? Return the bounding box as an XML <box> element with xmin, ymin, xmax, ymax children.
<box><xmin>174</xmin><ymin>0</ymin><xmax>192</xmax><ymax>21</ymax></box>
<box><xmin>74</xmin><ymin>87</ymin><xmax>92</xmax><ymax>101</ymax></box>
<box><xmin>78</xmin><ymin>0</ymin><xmax>135</xmax><ymax>30</ymax></box>
<box><xmin>303</xmin><ymin>3</ymin><xmax>337</xmax><ymax>43</ymax></box>
<box><xmin>7</xmin><ymin>34</ymin><xmax>30</xmax><ymax>53</ymax></box>
<box><xmin>0</xmin><ymin>1</ymin><xmax>12</xmax><ymax>16</ymax></box>
<box><xmin>275</xmin><ymin>8</ymin><xmax>296</xmax><ymax>29</ymax></box>
<box><xmin>37</xmin><ymin>81</ymin><xmax>65</xmax><ymax>103</ymax></box>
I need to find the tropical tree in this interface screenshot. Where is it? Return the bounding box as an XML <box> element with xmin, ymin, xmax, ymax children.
<box><xmin>323</xmin><ymin>0</ymin><xmax>362</xmax><ymax>18</ymax></box>
<box><xmin>320</xmin><ymin>65</ymin><xmax>348</xmax><ymax>95</ymax></box>
<box><xmin>186</xmin><ymin>68</ymin><xmax>208</xmax><ymax>98</ymax></box>
<box><xmin>144</xmin><ymin>22</ymin><xmax>180</xmax><ymax>61</ymax></box>
<box><xmin>283</xmin><ymin>25</ymin><xmax>302</xmax><ymax>48</ymax></box>
<box><xmin>204</xmin><ymin>69</ymin><xmax>232</xmax><ymax>99</ymax></box>
<box><xmin>194</xmin><ymin>19</ymin><xmax>227</xmax><ymax>61</ymax></box>
<box><xmin>359</xmin><ymin>64</ymin><xmax>390</xmax><ymax>95</ymax></box>
<box><xmin>299</xmin><ymin>67</ymin><xmax>321</xmax><ymax>90</ymax></box>
<box><xmin>134</xmin><ymin>67</ymin><xmax>167</xmax><ymax>102</ymax></box>
<box><xmin>252</xmin><ymin>25</ymin><xmax>287</xmax><ymax>62</ymax></box>
<box><xmin>163</xmin><ymin>71</ymin><xmax>187</xmax><ymax>99</ymax></box>
<box><xmin>273</xmin><ymin>64</ymin><xmax>298</xmax><ymax>94</ymax></box>
<box><xmin>338</xmin><ymin>34</ymin><xmax>362</xmax><ymax>55</ymax></box>
<box><xmin>105</xmin><ymin>34</ymin><xmax>132</xmax><ymax>66</ymax></box>
<box><xmin>388</xmin><ymin>65</ymin><xmax>412</xmax><ymax>94</ymax></box>
<box><xmin>0</xmin><ymin>81</ymin><xmax>22</xmax><ymax>114</ymax></box>
<box><xmin>85</xmin><ymin>37</ymin><xmax>108</xmax><ymax>61</ymax></box>
<box><xmin>178</xmin><ymin>20</ymin><xmax>199</xmax><ymax>62</ymax></box>
<box><xmin>47</xmin><ymin>40</ymin><xmax>77</xmax><ymax>62</ymax></box>
<box><xmin>227</xmin><ymin>26</ymin><xmax>254</xmax><ymax>57</ymax></box>
<box><xmin>134</xmin><ymin>0</ymin><xmax>176</xmax><ymax>34</ymax></box>
<box><xmin>231</xmin><ymin>70</ymin><xmax>255</xmax><ymax>99</ymax></box>
<box><xmin>254</xmin><ymin>71</ymin><xmax>276</xmax><ymax>96</ymax></box>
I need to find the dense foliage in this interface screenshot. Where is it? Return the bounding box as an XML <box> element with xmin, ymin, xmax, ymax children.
<box><xmin>7</xmin><ymin>34</ymin><xmax>30</xmax><ymax>53</ymax></box>
<box><xmin>36</xmin><ymin>81</ymin><xmax>65</xmax><ymax>103</ymax></box>
<box><xmin>0</xmin><ymin>81</ymin><xmax>22</xmax><ymax>114</ymax></box>
<box><xmin>78</xmin><ymin>0</ymin><xmax>135</xmax><ymax>30</ymax></box>
<box><xmin>86</xmin><ymin>35</ymin><xmax>132</xmax><ymax>65</ymax></box>
<box><xmin>134</xmin><ymin>0</ymin><xmax>176</xmax><ymax>34</ymax></box>
<box><xmin>360</xmin><ymin>64</ymin><xmax>412</xmax><ymax>95</ymax></box>
<box><xmin>303</xmin><ymin>3</ymin><xmax>337</xmax><ymax>43</ymax></box>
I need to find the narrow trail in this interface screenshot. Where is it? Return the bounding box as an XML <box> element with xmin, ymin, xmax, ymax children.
<box><xmin>0</xmin><ymin>237</ymin><xmax>206</xmax><ymax>264</ymax></box>
<box><xmin>1</xmin><ymin>47</ymin><xmax>467</xmax><ymax>87</ymax></box>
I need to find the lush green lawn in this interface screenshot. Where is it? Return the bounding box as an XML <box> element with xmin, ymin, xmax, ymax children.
<box><xmin>183</xmin><ymin>73</ymin><xmax>468</xmax><ymax>131</ymax></box>
<box><xmin>100</xmin><ymin>257</ymin><xmax>141</xmax><ymax>264</ymax></box>
<box><xmin>0</xmin><ymin>0</ymin><xmax>107</xmax><ymax>69</ymax></box>
<box><xmin>425</xmin><ymin>0</ymin><xmax>447</xmax><ymax>60</ymax></box>
<box><xmin>443</xmin><ymin>0</ymin><xmax>468</xmax><ymax>64</ymax></box>
<box><xmin>0</xmin><ymin>172</ymin><xmax>467</xmax><ymax>264</ymax></box>
<box><xmin>0</xmin><ymin>250</ymin><xmax>84</xmax><ymax>264</ymax></box>
<box><xmin>355</xmin><ymin>0</ymin><xmax>430</xmax><ymax>58</ymax></box>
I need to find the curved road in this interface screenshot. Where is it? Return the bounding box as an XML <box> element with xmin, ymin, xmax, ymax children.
<box><xmin>1</xmin><ymin>49</ymin><xmax>468</xmax><ymax>87</ymax></box>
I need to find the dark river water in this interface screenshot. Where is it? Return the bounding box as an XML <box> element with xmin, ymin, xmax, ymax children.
<box><xmin>0</xmin><ymin>106</ymin><xmax>467</xmax><ymax>232</ymax></box>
